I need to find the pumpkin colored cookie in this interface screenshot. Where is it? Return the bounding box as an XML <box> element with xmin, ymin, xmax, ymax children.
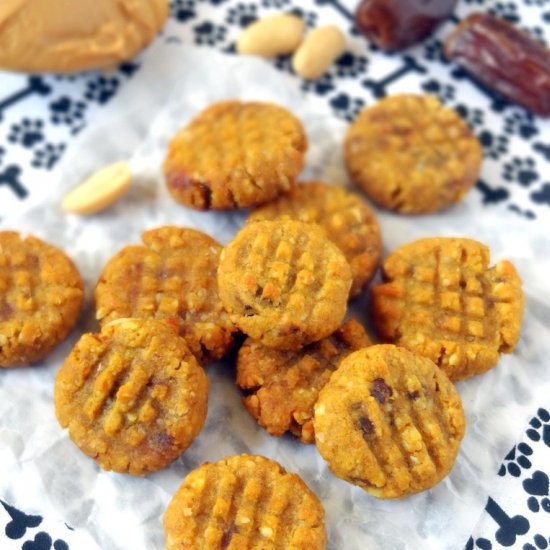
<box><xmin>237</xmin><ymin>318</ymin><xmax>371</xmax><ymax>443</ymax></box>
<box><xmin>248</xmin><ymin>181</ymin><xmax>382</xmax><ymax>297</ymax></box>
<box><xmin>164</xmin><ymin>454</ymin><xmax>326</xmax><ymax>549</ymax></box>
<box><xmin>371</xmin><ymin>237</ymin><xmax>524</xmax><ymax>380</ymax></box>
<box><xmin>314</xmin><ymin>344</ymin><xmax>466</xmax><ymax>499</ymax></box>
<box><xmin>54</xmin><ymin>318</ymin><xmax>208</xmax><ymax>475</ymax></box>
<box><xmin>218</xmin><ymin>219</ymin><xmax>352</xmax><ymax>350</ymax></box>
<box><xmin>163</xmin><ymin>100</ymin><xmax>307</xmax><ymax>210</ymax></box>
<box><xmin>344</xmin><ymin>94</ymin><xmax>482</xmax><ymax>214</ymax></box>
<box><xmin>0</xmin><ymin>231</ymin><xmax>83</xmax><ymax>367</ymax></box>
<box><xmin>94</xmin><ymin>226</ymin><xmax>236</xmax><ymax>364</ymax></box>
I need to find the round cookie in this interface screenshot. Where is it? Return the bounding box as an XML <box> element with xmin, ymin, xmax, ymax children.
<box><xmin>248</xmin><ymin>181</ymin><xmax>382</xmax><ymax>298</ymax></box>
<box><xmin>164</xmin><ymin>454</ymin><xmax>326</xmax><ymax>550</ymax></box>
<box><xmin>94</xmin><ymin>226</ymin><xmax>236</xmax><ymax>364</ymax></box>
<box><xmin>163</xmin><ymin>100</ymin><xmax>308</xmax><ymax>210</ymax></box>
<box><xmin>0</xmin><ymin>231</ymin><xmax>83</xmax><ymax>367</ymax></box>
<box><xmin>344</xmin><ymin>94</ymin><xmax>483</xmax><ymax>214</ymax></box>
<box><xmin>237</xmin><ymin>318</ymin><xmax>371</xmax><ymax>443</ymax></box>
<box><xmin>54</xmin><ymin>318</ymin><xmax>208</xmax><ymax>475</ymax></box>
<box><xmin>314</xmin><ymin>344</ymin><xmax>466</xmax><ymax>499</ymax></box>
<box><xmin>218</xmin><ymin>219</ymin><xmax>352</xmax><ymax>350</ymax></box>
<box><xmin>371</xmin><ymin>237</ymin><xmax>524</xmax><ymax>380</ymax></box>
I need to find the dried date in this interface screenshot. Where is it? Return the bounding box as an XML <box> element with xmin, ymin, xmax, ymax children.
<box><xmin>444</xmin><ymin>12</ymin><xmax>550</xmax><ymax>117</ymax></box>
<box><xmin>355</xmin><ymin>0</ymin><xmax>458</xmax><ymax>52</ymax></box>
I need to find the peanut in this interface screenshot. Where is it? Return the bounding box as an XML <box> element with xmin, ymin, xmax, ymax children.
<box><xmin>292</xmin><ymin>25</ymin><xmax>345</xmax><ymax>80</ymax></box>
<box><xmin>62</xmin><ymin>161</ymin><xmax>131</xmax><ymax>215</ymax></box>
<box><xmin>237</xmin><ymin>14</ymin><xmax>304</xmax><ymax>57</ymax></box>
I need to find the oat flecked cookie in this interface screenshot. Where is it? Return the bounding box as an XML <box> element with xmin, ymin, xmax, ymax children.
<box><xmin>0</xmin><ymin>231</ymin><xmax>83</xmax><ymax>367</ymax></box>
<box><xmin>314</xmin><ymin>344</ymin><xmax>466</xmax><ymax>499</ymax></box>
<box><xmin>248</xmin><ymin>181</ymin><xmax>382</xmax><ymax>297</ymax></box>
<box><xmin>218</xmin><ymin>219</ymin><xmax>352</xmax><ymax>350</ymax></box>
<box><xmin>54</xmin><ymin>318</ymin><xmax>208</xmax><ymax>475</ymax></box>
<box><xmin>164</xmin><ymin>454</ymin><xmax>326</xmax><ymax>549</ymax></box>
<box><xmin>237</xmin><ymin>318</ymin><xmax>371</xmax><ymax>443</ymax></box>
<box><xmin>94</xmin><ymin>226</ymin><xmax>236</xmax><ymax>364</ymax></box>
<box><xmin>344</xmin><ymin>94</ymin><xmax>482</xmax><ymax>214</ymax></box>
<box><xmin>371</xmin><ymin>237</ymin><xmax>524</xmax><ymax>380</ymax></box>
<box><xmin>163</xmin><ymin>100</ymin><xmax>308</xmax><ymax>210</ymax></box>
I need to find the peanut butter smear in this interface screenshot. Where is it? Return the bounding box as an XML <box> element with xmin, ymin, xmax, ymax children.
<box><xmin>0</xmin><ymin>0</ymin><xmax>168</xmax><ymax>73</ymax></box>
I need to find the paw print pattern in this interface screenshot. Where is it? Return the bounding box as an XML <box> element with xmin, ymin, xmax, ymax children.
<box><xmin>523</xmin><ymin>470</ymin><xmax>550</xmax><ymax>514</ymax></box>
<box><xmin>301</xmin><ymin>72</ymin><xmax>335</xmax><ymax>95</ymax></box>
<box><xmin>333</xmin><ymin>52</ymin><xmax>368</xmax><ymax>78</ymax></box>
<box><xmin>531</xmin><ymin>183</ymin><xmax>550</xmax><ymax>207</ymax></box>
<box><xmin>260</xmin><ymin>0</ymin><xmax>290</xmax><ymax>6</ymax></box>
<box><xmin>455</xmin><ymin>103</ymin><xmax>485</xmax><ymax>129</ymax></box>
<box><xmin>422</xmin><ymin>39</ymin><xmax>447</xmax><ymax>63</ymax></box>
<box><xmin>526</xmin><ymin>408</ymin><xmax>550</xmax><ymax>446</ymax></box>
<box><xmin>31</xmin><ymin>143</ymin><xmax>66</xmax><ymax>170</ymax></box>
<box><xmin>524</xmin><ymin>0</ymin><xmax>550</xmax><ymax>5</ymax></box>
<box><xmin>7</xmin><ymin>119</ymin><xmax>44</xmax><ymax>148</ymax></box>
<box><xmin>498</xmin><ymin>442</ymin><xmax>533</xmax><ymax>477</ymax></box>
<box><xmin>49</xmin><ymin>96</ymin><xmax>86</xmax><ymax>133</ymax></box>
<box><xmin>489</xmin><ymin>2</ymin><xmax>520</xmax><ymax>23</ymax></box>
<box><xmin>421</xmin><ymin>78</ymin><xmax>455</xmax><ymax>102</ymax></box>
<box><xmin>502</xmin><ymin>157</ymin><xmax>539</xmax><ymax>187</ymax></box>
<box><xmin>329</xmin><ymin>93</ymin><xmax>365</xmax><ymax>122</ymax></box>
<box><xmin>503</xmin><ymin>109</ymin><xmax>538</xmax><ymax>139</ymax></box>
<box><xmin>170</xmin><ymin>0</ymin><xmax>196</xmax><ymax>22</ymax></box>
<box><xmin>523</xmin><ymin>534</ymin><xmax>550</xmax><ymax>550</ymax></box>
<box><xmin>85</xmin><ymin>76</ymin><xmax>120</xmax><ymax>104</ymax></box>
<box><xmin>193</xmin><ymin>21</ymin><xmax>227</xmax><ymax>46</ymax></box>
<box><xmin>478</xmin><ymin>130</ymin><xmax>509</xmax><ymax>160</ymax></box>
<box><xmin>288</xmin><ymin>7</ymin><xmax>317</xmax><ymax>28</ymax></box>
<box><xmin>533</xmin><ymin>142</ymin><xmax>550</xmax><ymax>162</ymax></box>
<box><xmin>225</xmin><ymin>3</ymin><xmax>258</xmax><ymax>27</ymax></box>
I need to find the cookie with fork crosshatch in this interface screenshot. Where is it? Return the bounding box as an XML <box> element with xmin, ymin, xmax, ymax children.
<box><xmin>163</xmin><ymin>454</ymin><xmax>326</xmax><ymax>549</ymax></box>
<box><xmin>248</xmin><ymin>181</ymin><xmax>382</xmax><ymax>298</ymax></box>
<box><xmin>54</xmin><ymin>318</ymin><xmax>208</xmax><ymax>475</ymax></box>
<box><xmin>0</xmin><ymin>231</ymin><xmax>84</xmax><ymax>367</ymax></box>
<box><xmin>94</xmin><ymin>226</ymin><xmax>237</xmax><ymax>364</ymax></box>
<box><xmin>237</xmin><ymin>318</ymin><xmax>371</xmax><ymax>443</ymax></box>
<box><xmin>217</xmin><ymin>218</ymin><xmax>352</xmax><ymax>350</ymax></box>
<box><xmin>371</xmin><ymin>237</ymin><xmax>524</xmax><ymax>380</ymax></box>
<box><xmin>163</xmin><ymin>100</ymin><xmax>308</xmax><ymax>210</ymax></box>
<box><xmin>314</xmin><ymin>344</ymin><xmax>466</xmax><ymax>499</ymax></box>
<box><xmin>344</xmin><ymin>94</ymin><xmax>482</xmax><ymax>214</ymax></box>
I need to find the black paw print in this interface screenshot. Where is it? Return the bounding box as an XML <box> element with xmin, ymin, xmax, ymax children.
<box><xmin>329</xmin><ymin>93</ymin><xmax>365</xmax><ymax>122</ymax></box>
<box><xmin>422</xmin><ymin>38</ymin><xmax>447</xmax><ymax>63</ymax></box>
<box><xmin>193</xmin><ymin>21</ymin><xmax>227</xmax><ymax>46</ymax></box>
<box><xmin>49</xmin><ymin>96</ymin><xmax>86</xmax><ymax>132</ymax></box>
<box><xmin>272</xmin><ymin>55</ymin><xmax>294</xmax><ymax>75</ymax></box>
<box><xmin>498</xmin><ymin>442</ymin><xmax>533</xmax><ymax>477</ymax></box>
<box><xmin>543</xmin><ymin>11</ymin><xmax>550</xmax><ymax>24</ymax></box>
<box><xmin>261</xmin><ymin>0</ymin><xmax>290</xmax><ymax>7</ymax></box>
<box><xmin>523</xmin><ymin>534</ymin><xmax>550</xmax><ymax>550</ymax></box>
<box><xmin>523</xmin><ymin>470</ymin><xmax>550</xmax><ymax>515</ymax></box>
<box><xmin>334</xmin><ymin>52</ymin><xmax>368</xmax><ymax>78</ymax></box>
<box><xmin>421</xmin><ymin>79</ymin><xmax>455</xmax><ymax>102</ymax></box>
<box><xmin>503</xmin><ymin>109</ymin><xmax>538</xmax><ymax>139</ymax></box>
<box><xmin>531</xmin><ymin>183</ymin><xmax>550</xmax><ymax>207</ymax></box>
<box><xmin>455</xmin><ymin>103</ymin><xmax>485</xmax><ymax>129</ymax></box>
<box><xmin>478</xmin><ymin>130</ymin><xmax>509</xmax><ymax>160</ymax></box>
<box><xmin>31</xmin><ymin>143</ymin><xmax>66</xmax><ymax>170</ymax></box>
<box><xmin>301</xmin><ymin>72</ymin><xmax>335</xmax><ymax>95</ymax></box>
<box><xmin>502</xmin><ymin>157</ymin><xmax>538</xmax><ymax>187</ymax></box>
<box><xmin>288</xmin><ymin>7</ymin><xmax>317</xmax><ymax>28</ymax></box>
<box><xmin>489</xmin><ymin>2</ymin><xmax>520</xmax><ymax>23</ymax></box>
<box><xmin>523</xmin><ymin>25</ymin><xmax>545</xmax><ymax>41</ymax></box>
<box><xmin>526</xmin><ymin>408</ymin><xmax>550</xmax><ymax>446</ymax></box>
<box><xmin>533</xmin><ymin>142</ymin><xmax>550</xmax><ymax>162</ymax></box>
<box><xmin>85</xmin><ymin>76</ymin><xmax>120</xmax><ymax>104</ymax></box>
<box><xmin>524</xmin><ymin>0</ymin><xmax>550</xmax><ymax>5</ymax></box>
<box><xmin>21</xmin><ymin>531</ymin><xmax>69</xmax><ymax>550</ymax></box>
<box><xmin>225</xmin><ymin>3</ymin><xmax>258</xmax><ymax>27</ymax></box>
<box><xmin>170</xmin><ymin>0</ymin><xmax>196</xmax><ymax>22</ymax></box>
<box><xmin>7</xmin><ymin>119</ymin><xmax>44</xmax><ymax>148</ymax></box>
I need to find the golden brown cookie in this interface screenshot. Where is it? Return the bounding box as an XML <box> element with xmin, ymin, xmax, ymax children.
<box><xmin>54</xmin><ymin>318</ymin><xmax>208</xmax><ymax>475</ymax></box>
<box><xmin>371</xmin><ymin>237</ymin><xmax>524</xmax><ymax>380</ymax></box>
<box><xmin>237</xmin><ymin>318</ymin><xmax>371</xmax><ymax>443</ymax></box>
<box><xmin>94</xmin><ymin>226</ymin><xmax>236</xmax><ymax>364</ymax></box>
<box><xmin>164</xmin><ymin>454</ymin><xmax>326</xmax><ymax>549</ymax></box>
<box><xmin>217</xmin><ymin>219</ymin><xmax>352</xmax><ymax>350</ymax></box>
<box><xmin>344</xmin><ymin>94</ymin><xmax>483</xmax><ymax>214</ymax></box>
<box><xmin>314</xmin><ymin>344</ymin><xmax>466</xmax><ymax>499</ymax></box>
<box><xmin>248</xmin><ymin>181</ymin><xmax>382</xmax><ymax>298</ymax></box>
<box><xmin>163</xmin><ymin>100</ymin><xmax>308</xmax><ymax>210</ymax></box>
<box><xmin>0</xmin><ymin>231</ymin><xmax>83</xmax><ymax>367</ymax></box>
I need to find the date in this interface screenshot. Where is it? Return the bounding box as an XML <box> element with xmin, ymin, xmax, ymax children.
<box><xmin>444</xmin><ymin>12</ymin><xmax>550</xmax><ymax>117</ymax></box>
<box><xmin>355</xmin><ymin>0</ymin><xmax>458</xmax><ymax>52</ymax></box>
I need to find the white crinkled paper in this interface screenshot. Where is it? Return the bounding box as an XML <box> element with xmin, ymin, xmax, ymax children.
<box><xmin>1</xmin><ymin>43</ymin><xmax>549</xmax><ymax>550</ymax></box>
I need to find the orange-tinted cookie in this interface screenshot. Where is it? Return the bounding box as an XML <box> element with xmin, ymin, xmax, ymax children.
<box><xmin>371</xmin><ymin>237</ymin><xmax>524</xmax><ymax>380</ymax></box>
<box><xmin>314</xmin><ymin>344</ymin><xmax>466</xmax><ymax>499</ymax></box>
<box><xmin>237</xmin><ymin>318</ymin><xmax>371</xmax><ymax>443</ymax></box>
<box><xmin>94</xmin><ymin>226</ymin><xmax>236</xmax><ymax>364</ymax></box>
<box><xmin>164</xmin><ymin>454</ymin><xmax>326</xmax><ymax>549</ymax></box>
<box><xmin>0</xmin><ymin>231</ymin><xmax>83</xmax><ymax>367</ymax></box>
<box><xmin>248</xmin><ymin>181</ymin><xmax>382</xmax><ymax>297</ymax></box>
<box><xmin>54</xmin><ymin>318</ymin><xmax>208</xmax><ymax>475</ymax></box>
<box><xmin>163</xmin><ymin>101</ymin><xmax>307</xmax><ymax>210</ymax></box>
<box><xmin>344</xmin><ymin>94</ymin><xmax>482</xmax><ymax>214</ymax></box>
<box><xmin>218</xmin><ymin>219</ymin><xmax>352</xmax><ymax>350</ymax></box>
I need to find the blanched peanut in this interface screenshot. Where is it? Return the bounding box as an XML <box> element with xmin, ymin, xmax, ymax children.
<box><xmin>292</xmin><ymin>25</ymin><xmax>345</xmax><ymax>79</ymax></box>
<box><xmin>237</xmin><ymin>14</ymin><xmax>304</xmax><ymax>56</ymax></box>
<box><xmin>62</xmin><ymin>161</ymin><xmax>132</xmax><ymax>215</ymax></box>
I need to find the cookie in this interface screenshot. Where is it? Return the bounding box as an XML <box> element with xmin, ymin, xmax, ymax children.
<box><xmin>248</xmin><ymin>181</ymin><xmax>382</xmax><ymax>298</ymax></box>
<box><xmin>54</xmin><ymin>318</ymin><xmax>208</xmax><ymax>475</ymax></box>
<box><xmin>94</xmin><ymin>226</ymin><xmax>236</xmax><ymax>364</ymax></box>
<box><xmin>371</xmin><ymin>237</ymin><xmax>524</xmax><ymax>380</ymax></box>
<box><xmin>217</xmin><ymin>219</ymin><xmax>352</xmax><ymax>350</ymax></box>
<box><xmin>163</xmin><ymin>100</ymin><xmax>307</xmax><ymax>210</ymax></box>
<box><xmin>344</xmin><ymin>94</ymin><xmax>483</xmax><ymax>214</ymax></box>
<box><xmin>314</xmin><ymin>344</ymin><xmax>466</xmax><ymax>499</ymax></box>
<box><xmin>237</xmin><ymin>318</ymin><xmax>371</xmax><ymax>443</ymax></box>
<box><xmin>164</xmin><ymin>454</ymin><xmax>326</xmax><ymax>549</ymax></box>
<box><xmin>0</xmin><ymin>231</ymin><xmax>84</xmax><ymax>367</ymax></box>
